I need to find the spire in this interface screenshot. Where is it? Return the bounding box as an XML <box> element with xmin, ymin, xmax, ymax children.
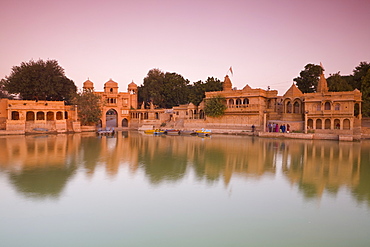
<box><xmin>223</xmin><ymin>75</ymin><xmax>232</xmax><ymax>91</ymax></box>
<box><xmin>317</xmin><ymin>63</ymin><xmax>328</xmax><ymax>93</ymax></box>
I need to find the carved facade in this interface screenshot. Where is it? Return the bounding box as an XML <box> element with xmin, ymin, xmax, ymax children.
<box><xmin>82</xmin><ymin>79</ymin><xmax>138</xmax><ymax>129</ymax></box>
<box><xmin>0</xmin><ymin>99</ymin><xmax>80</xmax><ymax>133</ymax></box>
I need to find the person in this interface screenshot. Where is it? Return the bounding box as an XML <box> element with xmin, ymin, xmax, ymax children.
<box><xmin>268</xmin><ymin>123</ymin><xmax>272</xmax><ymax>132</ymax></box>
<box><xmin>287</xmin><ymin>124</ymin><xmax>290</xmax><ymax>133</ymax></box>
<box><xmin>252</xmin><ymin>124</ymin><xmax>255</xmax><ymax>132</ymax></box>
<box><xmin>272</xmin><ymin>123</ymin><xmax>276</xmax><ymax>132</ymax></box>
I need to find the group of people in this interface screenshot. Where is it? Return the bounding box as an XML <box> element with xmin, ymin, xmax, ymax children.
<box><xmin>267</xmin><ymin>123</ymin><xmax>290</xmax><ymax>133</ymax></box>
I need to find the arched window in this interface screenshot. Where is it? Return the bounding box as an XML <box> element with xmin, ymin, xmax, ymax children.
<box><xmin>324</xmin><ymin>102</ymin><xmax>331</xmax><ymax>110</ymax></box>
<box><xmin>122</xmin><ymin>118</ymin><xmax>128</xmax><ymax>127</ymax></box>
<box><xmin>110</xmin><ymin>88</ymin><xmax>113</xmax><ymax>93</ymax></box>
<box><xmin>293</xmin><ymin>101</ymin><xmax>300</xmax><ymax>114</ymax></box>
<box><xmin>243</xmin><ymin>98</ymin><xmax>249</xmax><ymax>105</ymax></box>
<box><xmin>47</xmin><ymin>111</ymin><xmax>54</xmax><ymax>121</ymax></box>
<box><xmin>11</xmin><ymin>111</ymin><xmax>20</xmax><ymax>120</ymax></box>
<box><xmin>36</xmin><ymin>111</ymin><xmax>45</xmax><ymax>120</ymax></box>
<box><xmin>286</xmin><ymin>101</ymin><xmax>292</xmax><ymax>113</ymax></box>
<box><xmin>334</xmin><ymin>103</ymin><xmax>340</xmax><ymax>111</ymax></box>
<box><xmin>316</xmin><ymin>119</ymin><xmax>322</xmax><ymax>129</ymax></box>
<box><xmin>325</xmin><ymin>119</ymin><xmax>331</xmax><ymax>129</ymax></box>
<box><xmin>56</xmin><ymin>111</ymin><xmax>63</xmax><ymax>120</ymax></box>
<box><xmin>26</xmin><ymin>111</ymin><xmax>35</xmax><ymax>121</ymax></box>
<box><xmin>65</xmin><ymin>111</ymin><xmax>68</xmax><ymax>119</ymax></box>
<box><xmin>236</xmin><ymin>98</ymin><xmax>242</xmax><ymax>108</ymax></box>
<box><xmin>155</xmin><ymin>112</ymin><xmax>159</xmax><ymax>119</ymax></box>
<box><xmin>228</xmin><ymin>99</ymin><xmax>234</xmax><ymax>108</ymax></box>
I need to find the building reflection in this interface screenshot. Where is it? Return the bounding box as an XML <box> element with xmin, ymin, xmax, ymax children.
<box><xmin>280</xmin><ymin>140</ymin><xmax>361</xmax><ymax>199</ymax></box>
<box><xmin>0</xmin><ymin>133</ymin><xmax>369</xmax><ymax>204</ymax></box>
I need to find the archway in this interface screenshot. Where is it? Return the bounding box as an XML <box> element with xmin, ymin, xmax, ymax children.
<box><xmin>122</xmin><ymin>118</ymin><xmax>128</xmax><ymax>127</ymax></box>
<box><xmin>316</xmin><ymin>119</ymin><xmax>322</xmax><ymax>129</ymax></box>
<box><xmin>334</xmin><ymin>119</ymin><xmax>340</xmax><ymax>129</ymax></box>
<box><xmin>324</xmin><ymin>119</ymin><xmax>331</xmax><ymax>129</ymax></box>
<box><xmin>308</xmin><ymin>119</ymin><xmax>313</xmax><ymax>129</ymax></box>
<box><xmin>199</xmin><ymin>110</ymin><xmax>205</xmax><ymax>119</ymax></box>
<box><xmin>106</xmin><ymin>109</ymin><xmax>117</xmax><ymax>128</ymax></box>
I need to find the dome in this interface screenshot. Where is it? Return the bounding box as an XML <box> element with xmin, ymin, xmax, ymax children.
<box><xmin>104</xmin><ymin>78</ymin><xmax>118</xmax><ymax>88</ymax></box>
<box><xmin>83</xmin><ymin>79</ymin><xmax>94</xmax><ymax>89</ymax></box>
<box><xmin>128</xmin><ymin>81</ymin><xmax>137</xmax><ymax>89</ymax></box>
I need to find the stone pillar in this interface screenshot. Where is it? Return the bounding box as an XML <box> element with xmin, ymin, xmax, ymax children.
<box><xmin>304</xmin><ymin>111</ymin><xmax>308</xmax><ymax>134</ymax></box>
<box><xmin>263</xmin><ymin>111</ymin><xmax>267</xmax><ymax>132</ymax></box>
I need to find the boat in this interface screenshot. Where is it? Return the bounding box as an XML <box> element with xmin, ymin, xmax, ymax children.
<box><xmin>179</xmin><ymin>130</ymin><xmax>196</xmax><ymax>136</ymax></box>
<box><xmin>144</xmin><ymin>129</ymin><xmax>165</xmax><ymax>135</ymax></box>
<box><xmin>195</xmin><ymin>128</ymin><xmax>212</xmax><ymax>137</ymax></box>
<box><xmin>97</xmin><ymin>127</ymin><xmax>115</xmax><ymax>136</ymax></box>
<box><xmin>165</xmin><ymin>129</ymin><xmax>180</xmax><ymax>135</ymax></box>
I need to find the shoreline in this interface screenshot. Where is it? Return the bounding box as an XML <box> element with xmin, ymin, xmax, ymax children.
<box><xmin>1</xmin><ymin>128</ymin><xmax>369</xmax><ymax>142</ymax></box>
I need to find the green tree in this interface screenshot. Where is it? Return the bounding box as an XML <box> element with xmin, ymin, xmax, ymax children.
<box><xmin>293</xmin><ymin>64</ymin><xmax>323</xmax><ymax>93</ymax></box>
<box><xmin>2</xmin><ymin>59</ymin><xmax>76</xmax><ymax>103</ymax></box>
<box><xmin>204</xmin><ymin>95</ymin><xmax>227</xmax><ymax>117</ymax></box>
<box><xmin>139</xmin><ymin>69</ymin><xmax>165</xmax><ymax>108</ymax></box>
<box><xmin>327</xmin><ymin>72</ymin><xmax>353</xmax><ymax>92</ymax></box>
<box><xmin>361</xmin><ymin>69</ymin><xmax>370</xmax><ymax>117</ymax></box>
<box><xmin>162</xmin><ymin>72</ymin><xmax>190</xmax><ymax>108</ymax></box>
<box><xmin>353</xmin><ymin>61</ymin><xmax>370</xmax><ymax>90</ymax></box>
<box><xmin>188</xmin><ymin>77</ymin><xmax>222</xmax><ymax>106</ymax></box>
<box><xmin>139</xmin><ymin>69</ymin><xmax>191</xmax><ymax>108</ymax></box>
<box><xmin>73</xmin><ymin>89</ymin><xmax>102</xmax><ymax>126</ymax></box>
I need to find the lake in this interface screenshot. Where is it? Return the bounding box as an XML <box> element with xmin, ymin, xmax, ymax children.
<box><xmin>1</xmin><ymin>132</ymin><xmax>370</xmax><ymax>247</ymax></box>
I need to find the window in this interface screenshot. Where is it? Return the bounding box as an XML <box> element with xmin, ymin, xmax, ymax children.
<box><xmin>11</xmin><ymin>111</ymin><xmax>20</xmax><ymax>120</ymax></box>
<box><xmin>324</xmin><ymin>102</ymin><xmax>331</xmax><ymax>110</ymax></box>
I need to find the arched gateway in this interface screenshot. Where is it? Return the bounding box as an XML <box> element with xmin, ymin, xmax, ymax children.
<box><xmin>106</xmin><ymin>109</ymin><xmax>117</xmax><ymax>128</ymax></box>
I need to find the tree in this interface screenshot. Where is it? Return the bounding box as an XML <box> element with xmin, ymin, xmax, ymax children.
<box><xmin>73</xmin><ymin>89</ymin><xmax>102</xmax><ymax>126</ymax></box>
<box><xmin>162</xmin><ymin>72</ymin><xmax>190</xmax><ymax>108</ymax></box>
<box><xmin>293</xmin><ymin>64</ymin><xmax>323</xmax><ymax>93</ymax></box>
<box><xmin>327</xmin><ymin>72</ymin><xmax>353</xmax><ymax>92</ymax></box>
<box><xmin>361</xmin><ymin>69</ymin><xmax>370</xmax><ymax>117</ymax></box>
<box><xmin>139</xmin><ymin>69</ymin><xmax>191</xmax><ymax>108</ymax></box>
<box><xmin>188</xmin><ymin>77</ymin><xmax>222</xmax><ymax>106</ymax></box>
<box><xmin>353</xmin><ymin>61</ymin><xmax>370</xmax><ymax>90</ymax></box>
<box><xmin>139</xmin><ymin>69</ymin><xmax>166</xmax><ymax>108</ymax></box>
<box><xmin>2</xmin><ymin>59</ymin><xmax>76</xmax><ymax>103</ymax></box>
<box><xmin>204</xmin><ymin>95</ymin><xmax>227</xmax><ymax>117</ymax></box>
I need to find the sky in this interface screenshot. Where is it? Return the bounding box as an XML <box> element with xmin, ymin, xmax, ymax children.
<box><xmin>1</xmin><ymin>0</ymin><xmax>369</xmax><ymax>95</ymax></box>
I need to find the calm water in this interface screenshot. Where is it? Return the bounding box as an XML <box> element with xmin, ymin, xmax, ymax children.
<box><xmin>1</xmin><ymin>132</ymin><xmax>370</xmax><ymax>247</ymax></box>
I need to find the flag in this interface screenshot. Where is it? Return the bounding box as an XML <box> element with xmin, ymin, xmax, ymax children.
<box><xmin>229</xmin><ymin>66</ymin><xmax>233</xmax><ymax>76</ymax></box>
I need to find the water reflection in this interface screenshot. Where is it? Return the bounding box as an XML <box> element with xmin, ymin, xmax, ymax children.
<box><xmin>0</xmin><ymin>132</ymin><xmax>369</xmax><ymax>206</ymax></box>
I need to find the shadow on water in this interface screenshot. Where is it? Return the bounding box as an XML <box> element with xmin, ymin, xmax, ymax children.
<box><xmin>0</xmin><ymin>132</ymin><xmax>370</xmax><ymax>207</ymax></box>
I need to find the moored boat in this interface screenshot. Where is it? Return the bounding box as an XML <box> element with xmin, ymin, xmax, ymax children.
<box><xmin>195</xmin><ymin>128</ymin><xmax>212</xmax><ymax>137</ymax></box>
<box><xmin>165</xmin><ymin>129</ymin><xmax>180</xmax><ymax>135</ymax></box>
<box><xmin>179</xmin><ymin>130</ymin><xmax>196</xmax><ymax>136</ymax></box>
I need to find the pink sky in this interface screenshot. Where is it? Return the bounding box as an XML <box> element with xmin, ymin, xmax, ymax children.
<box><xmin>1</xmin><ymin>0</ymin><xmax>369</xmax><ymax>95</ymax></box>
